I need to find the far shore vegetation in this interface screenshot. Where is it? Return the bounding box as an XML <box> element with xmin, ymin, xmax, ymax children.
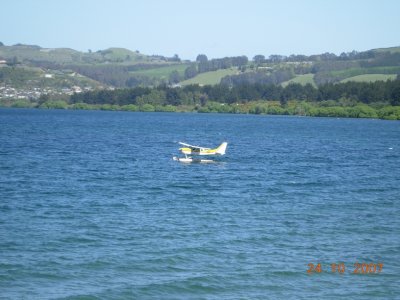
<box><xmin>1</xmin><ymin>43</ymin><xmax>400</xmax><ymax>120</ymax></box>
<box><xmin>1</xmin><ymin>79</ymin><xmax>400</xmax><ymax>120</ymax></box>
<box><xmin>2</xmin><ymin>99</ymin><xmax>399</xmax><ymax>120</ymax></box>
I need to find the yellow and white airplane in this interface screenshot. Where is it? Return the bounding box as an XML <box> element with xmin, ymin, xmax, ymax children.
<box><xmin>173</xmin><ymin>141</ymin><xmax>228</xmax><ymax>163</ymax></box>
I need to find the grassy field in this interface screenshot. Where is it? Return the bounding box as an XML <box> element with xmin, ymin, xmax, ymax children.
<box><xmin>281</xmin><ymin>74</ymin><xmax>316</xmax><ymax>87</ymax></box>
<box><xmin>331</xmin><ymin>66</ymin><xmax>400</xmax><ymax>79</ymax></box>
<box><xmin>0</xmin><ymin>45</ymin><xmax>82</xmax><ymax>64</ymax></box>
<box><xmin>340</xmin><ymin>74</ymin><xmax>397</xmax><ymax>83</ymax></box>
<box><xmin>96</xmin><ymin>48</ymin><xmax>148</xmax><ymax>63</ymax></box>
<box><xmin>130</xmin><ymin>64</ymin><xmax>190</xmax><ymax>79</ymax></box>
<box><xmin>0</xmin><ymin>45</ymin><xmax>156</xmax><ymax>65</ymax></box>
<box><xmin>372</xmin><ymin>46</ymin><xmax>400</xmax><ymax>54</ymax></box>
<box><xmin>180</xmin><ymin>68</ymin><xmax>239</xmax><ymax>86</ymax></box>
<box><xmin>0</xmin><ymin>65</ymin><xmax>102</xmax><ymax>88</ymax></box>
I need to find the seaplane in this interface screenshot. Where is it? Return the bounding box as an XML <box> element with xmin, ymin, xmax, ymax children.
<box><xmin>173</xmin><ymin>141</ymin><xmax>228</xmax><ymax>163</ymax></box>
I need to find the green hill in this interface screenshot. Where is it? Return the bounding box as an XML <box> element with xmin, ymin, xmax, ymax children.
<box><xmin>130</xmin><ymin>63</ymin><xmax>190</xmax><ymax>80</ymax></box>
<box><xmin>340</xmin><ymin>74</ymin><xmax>397</xmax><ymax>83</ymax></box>
<box><xmin>180</xmin><ymin>68</ymin><xmax>239</xmax><ymax>86</ymax></box>
<box><xmin>0</xmin><ymin>65</ymin><xmax>103</xmax><ymax>89</ymax></box>
<box><xmin>95</xmin><ymin>48</ymin><xmax>149</xmax><ymax>63</ymax></box>
<box><xmin>0</xmin><ymin>44</ymin><xmax>167</xmax><ymax>65</ymax></box>
<box><xmin>1</xmin><ymin>43</ymin><xmax>399</xmax><ymax>89</ymax></box>
<box><xmin>372</xmin><ymin>46</ymin><xmax>400</xmax><ymax>54</ymax></box>
<box><xmin>0</xmin><ymin>44</ymin><xmax>82</xmax><ymax>64</ymax></box>
<box><xmin>0</xmin><ymin>44</ymin><xmax>184</xmax><ymax>88</ymax></box>
<box><xmin>331</xmin><ymin>66</ymin><xmax>400</xmax><ymax>78</ymax></box>
<box><xmin>282</xmin><ymin>74</ymin><xmax>316</xmax><ymax>87</ymax></box>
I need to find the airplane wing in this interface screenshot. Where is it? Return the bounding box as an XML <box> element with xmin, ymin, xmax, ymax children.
<box><xmin>179</xmin><ymin>142</ymin><xmax>210</xmax><ymax>150</ymax></box>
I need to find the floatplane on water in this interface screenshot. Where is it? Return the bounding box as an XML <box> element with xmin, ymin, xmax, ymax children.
<box><xmin>173</xmin><ymin>142</ymin><xmax>228</xmax><ymax>163</ymax></box>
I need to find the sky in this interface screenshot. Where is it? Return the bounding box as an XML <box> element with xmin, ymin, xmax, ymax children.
<box><xmin>1</xmin><ymin>0</ymin><xmax>399</xmax><ymax>60</ymax></box>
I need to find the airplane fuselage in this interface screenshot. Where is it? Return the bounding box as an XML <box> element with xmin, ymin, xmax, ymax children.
<box><xmin>179</xmin><ymin>142</ymin><xmax>227</xmax><ymax>156</ymax></box>
<box><xmin>180</xmin><ymin>147</ymin><xmax>215</xmax><ymax>155</ymax></box>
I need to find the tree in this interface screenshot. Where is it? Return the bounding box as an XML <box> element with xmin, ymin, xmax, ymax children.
<box><xmin>233</xmin><ymin>56</ymin><xmax>248</xmax><ymax>67</ymax></box>
<box><xmin>184</xmin><ymin>64</ymin><xmax>198</xmax><ymax>79</ymax></box>
<box><xmin>269</xmin><ymin>55</ymin><xmax>285</xmax><ymax>63</ymax></box>
<box><xmin>169</xmin><ymin>70</ymin><xmax>181</xmax><ymax>84</ymax></box>
<box><xmin>0</xmin><ymin>41</ymin><xmax>4</xmax><ymax>46</ymax></box>
<box><xmin>391</xmin><ymin>85</ymin><xmax>400</xmax><ymax>106</ymax></box>
<box><xmin>38</xmin><ymin>93</ymin><xmax>50</xmax><ymax>105</ymax></box>
<box><xmin>11</xmin><ymin>56</ymin><xmax>19</xmax><ymax>66</ymax></box>
<box><xmin>253</xmin><ymin>55</ymin><xmax>265</xmax><ymax>64</ymax></box>
<box><xmin>170</xmin><ymin>54</ymin><xmax>180</xmax><ymax>62</ymax></box>
<box><xmin>320</xmin><ymin>52</ymin><xmax>337</xmax><ymax>61</ymax></box>
<box><xmin>196</xmin><ymin>54</ymin><xmax>208</xmax><ymax>63</ymax></box>
<box><xmin>165</xmin><ymin>88</ymin><xmax>182</xmax><ymax>105</ymax></box>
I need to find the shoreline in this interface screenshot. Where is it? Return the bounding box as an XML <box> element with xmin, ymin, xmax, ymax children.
<box><xmin>1</xmin><ymin>101</ymin><xmax>399</xmax><ymax>120</ymax></box>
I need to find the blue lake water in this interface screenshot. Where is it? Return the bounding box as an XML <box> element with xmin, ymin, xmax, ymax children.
<box><xmin>0</xmin><ymin>108</ymin><xmax>399</xmax><ymax>299</ymax></box>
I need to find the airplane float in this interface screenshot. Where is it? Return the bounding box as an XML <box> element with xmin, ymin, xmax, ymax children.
<box><xmin>173</xmin><ymin>141</ymin><xmax>228</xmax><ymax>163</ymax></box>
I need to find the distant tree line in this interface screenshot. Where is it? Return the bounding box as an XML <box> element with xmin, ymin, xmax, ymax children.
<box><xmin>70</xmin><ymin>79</ymin><xmax>400</xmax><ymax>107</ymax></box>
<box><xmin>221</xmin><ymin>69</ymin><xmax>295</xmax><ymax>86</ymax></box>
<box><xmin>251</xmin><ymin>50</ymin><xmax>398</xmax><ymax>64</ymax></box>
<box><xmin>181</xmin><ymin>54</ymin><xmax>249</xmax><ymax>80</ymax></box>
<box><xmin>66</xmin><ymin>64</ymin><xmax>166</xmax><ymax>87</ymax></box>
<box><xmin>198</xmin><ymin>54</ymin><xmax>248</xmax><ymax>70</ymax></box>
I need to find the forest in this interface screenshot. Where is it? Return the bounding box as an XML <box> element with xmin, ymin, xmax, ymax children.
<box><xmin>28</xmin><ymin>79</ymin><xmax>391</xmax><ymax>120</ymax></box>
<box><xmin>70</xmin><ymin>79</ymin><xmax>400</xmax><ymax>107</ymax></box>
<box><xmin>5</xmin><ymin>79</ymin><xmax>400</xmax><ymax>120</ymax></box>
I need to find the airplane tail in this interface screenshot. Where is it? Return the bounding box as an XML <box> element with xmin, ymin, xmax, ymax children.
<box><xmin>215</xmin><ymin>142</ymin><xmax>228</xmax><ymax>155</ymax></box>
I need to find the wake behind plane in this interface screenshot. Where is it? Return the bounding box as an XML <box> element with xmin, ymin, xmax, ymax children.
<box><xmin>173</xmin><ymin>141</ymin><xmax>228</xmax><ymax>163</ymax></box>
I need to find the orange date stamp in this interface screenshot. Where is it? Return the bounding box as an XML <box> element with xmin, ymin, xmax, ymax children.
<box><xmin>307</xmin><ymin>262</ymin><xmax>383</xmax><ymax>274</ymax></box>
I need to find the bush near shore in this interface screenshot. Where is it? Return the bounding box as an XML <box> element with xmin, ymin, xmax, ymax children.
<box><xmin>2</xmin><ymin>99</ymin><xmax>400</xmax><ymax>120</ymax></box>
